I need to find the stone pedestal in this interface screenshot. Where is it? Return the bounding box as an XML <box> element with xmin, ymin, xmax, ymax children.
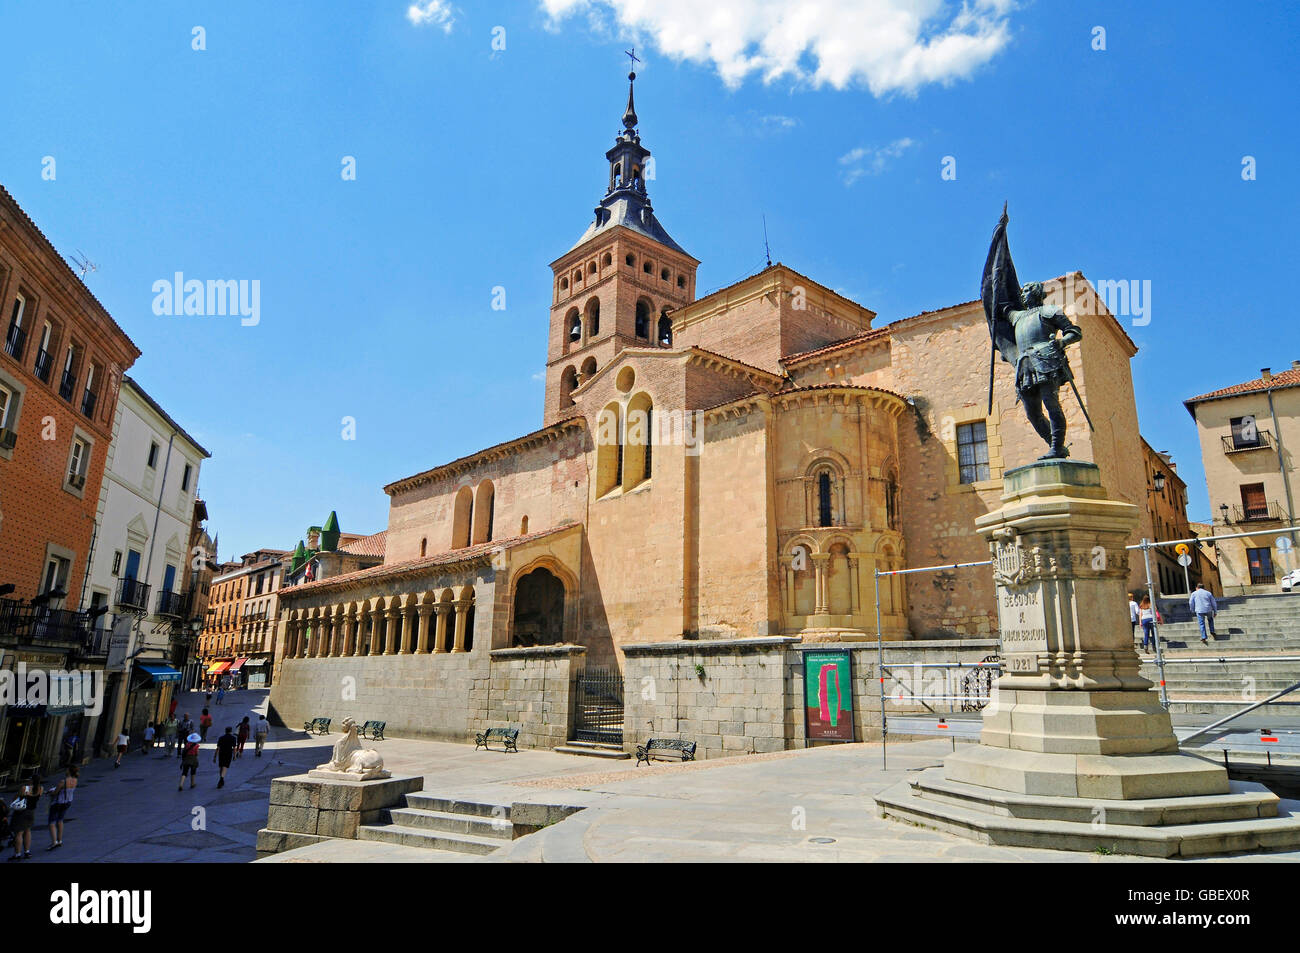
<box><xmin>876</xmin><ymin>461</ymin><xmax>1300</xmax><ymax>856</ymax></box>
<box><xmin>255</xmin><ymin>773</ymin><xmax>423</xmax><ymax>857</ymax></box>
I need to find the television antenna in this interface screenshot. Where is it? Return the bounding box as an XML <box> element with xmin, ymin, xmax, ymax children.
<box><xmin>70</xmin><ymin>249</ymin><xmax>98</xmax><ymax>278</ymax></box>
<box><xmin>762</xmin><ymin>215</ymin><xmax>772</xmax><ymax>268</ymax></box>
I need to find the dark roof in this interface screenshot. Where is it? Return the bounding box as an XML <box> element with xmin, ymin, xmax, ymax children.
<box><xmin>566</xmin><ymin>199</ymin><xmax>689</xmax><ymax>257</ymax></box>
<box><xmin>122</xmin><ymin>376</ymin><xmax>211</xmax><ymax>458</ymax></box>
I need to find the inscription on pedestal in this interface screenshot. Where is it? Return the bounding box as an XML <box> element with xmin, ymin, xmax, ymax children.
<box><xmin>998</xmin><ymin>585</ymin><xmax>1048</xmax><ymax>653</ymax></box>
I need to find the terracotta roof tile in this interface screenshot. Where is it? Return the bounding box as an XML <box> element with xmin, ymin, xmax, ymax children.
<box><xmin>339</xmin><ymin>530</ymin><xmax>386</xmax><ymax>558</ymax></box>
<box><xmin>781</xmin><ymin>326</ymin><xmax>892</xmax><ymax>365</ymax></box>
<box><xmin>1185</xmin><ymin>366</ymin><xmax>1300</xmax><ymax>406</ymax></box>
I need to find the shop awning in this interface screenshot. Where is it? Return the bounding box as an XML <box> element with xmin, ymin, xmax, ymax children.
<box><xmin>136</xmin><ymin>663</ymin><xmax>182</xmax><ymax>683</ymax></box>
<box><xmin>206</xmin><ymin>660</ymin><xmax>232</xmax><ymax>675</ymax></box>
<box><xmin>229</xmin><ymin>657</ymin><xmax>249</xmax><ymax>672</ymax></box>
<box><xmin>243</xmin><ymin>658</ymin><xmax>267</xmax><ymax>668</ymax></box>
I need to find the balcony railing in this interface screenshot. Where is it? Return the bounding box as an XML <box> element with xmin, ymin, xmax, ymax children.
<box><xmin>0</xmin><ymin>598</ymin><xmax>34</xmax><ymax>639</ymax></box>
<box><xmin>82</xmin><ymin>626</ymin><xmax>114</xmax><ymax>657</ymax></box>
<box><xmin>33</xmin><ymin>347</ymin><xmax>52</xmax><ymax>383</ymax></box>
<box><xmin>58</xmin><ymin>369</ymin><xmax>76</xmax><ymax>402</ymax></box>
<box><xmin>0</xmin><ymin>427</ymin><xmax>15</xmax><ymax>452</ymax></box>
<box><xmin>1231</xmin><ymin>501</ymin><xmax>1288</xmax><ymax>523</ymax></box>
<box><xmin>115</xmin><ymin>577</ymin><xmax>152</xmax><ymax>612</ymax></box>
<box><xmin>30</xmin><ymin>608</ymin><xmax>92</xmax><ymax>644</ymax></box>
<box><xmin>3</xmin><ymin>322</ymin><xmax>25</xmax><ymax>359</ymax></box>
<box><xmin>80</xmin><ymin>387</ymin><xmax>97</xmax><ymax>419</ymax></box>
<box><xmin>155</xmin><ymin>589</ymin><xmax>185</xmax><ymax>620</ymax></box>
<box><xmin>1222</xmin><ymin>430</ymin><xmax>1275</xmax><ymax>454</ymax></box>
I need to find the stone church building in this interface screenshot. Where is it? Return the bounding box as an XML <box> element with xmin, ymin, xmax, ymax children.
<box><xmin>269</xmin><ymin>74</ymin><xmax>1150</xmax><ymax>756</ymax></box>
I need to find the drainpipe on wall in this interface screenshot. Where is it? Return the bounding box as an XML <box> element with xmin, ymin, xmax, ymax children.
<box><xmin>1263</xmin><ymin>378</ymin><xmax>1297</xmax><ymax>546</ymax></box>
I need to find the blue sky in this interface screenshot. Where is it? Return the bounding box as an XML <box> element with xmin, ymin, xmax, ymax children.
<box><xmin>1</xmin><ymin>1</ymin><xmax>1295</xmax><ymax>560</ymax></box>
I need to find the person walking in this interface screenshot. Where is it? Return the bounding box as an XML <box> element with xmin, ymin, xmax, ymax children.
<box><xmin>214</xmin><ymin>727</ymin><xmax>237</xmax><ymax>788</ymax></box>
<box><xmin>1138</xmin><ymin>595</ymin><xmax>1156</xmax><ymax>653</ymax></box>
<box><xmin>179</xmin><ymin>732</ymin><xmax>201</xmax><ymax>791</ymax></box>
<box><xmin>143</xmin><ymin>722</ymin><xmax>156</xmax><ymax>755</ymax></box>
<box><xmin>1128</xmin><ymin>592</ymin><xmax>1140</xmax><ymax>642</ymax></box>
<box><xmin>199</xmin><ymin>708</ymin><xmax>213</xmax><ymax>741</ymax></box>
<box><xmin>7</xmin><ymin>771</ymin><xmax>40</xmax><ymax>860</ymax></box>
<box><xmin>162</xmin><ymin>715</ymin><xmax>178</xmax><ymax>757</ymax></box>
<box><xmin>236</xmin><ymin>717</ymin><xmax>251</xmax><ymax>759</ymax></box>
<box><xmin>1189</xmin><ymin>583</ymin><xmax>1218</xmax><ymax>645</ymax></box>
<box><xmin>253</xmin><ymin>715</ymin><xmax>270</xmax><ymax>758</ymax></box>
<box><xmin>44</xmin><ymin>765</ymin><xmax>78</xmax><ymax>851</ymax></box>
<box><xmin>179</xmin><ymin>713</ymin><xmax>195</xmax><ymax>746</ymax></box>
<box><xmin>114</xmin><ymin>730</ymin><xmax>129</xmax><ymax>767</ymax></box>
<box><xmin>216</xmin><ymin>686</ymin><xmax>225</xmax><ymax>706</ymax></box>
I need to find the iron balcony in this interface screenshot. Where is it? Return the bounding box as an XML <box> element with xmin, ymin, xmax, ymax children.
<box><xmin>115</xmin><ymin>577</ymin><xmax>152</xmax><ymax>611</ymax></box>
<box><xmin>3</xmin><ymin>321</ymin><xmax>25</xmax><ymax>359</ymax></box>
<box><xmin>80</xmin><ymin>387</ymin><xmax>97</xmax><ymax>418</ymax></box>
<box><xmin>155</xmin><ymin>588</ymin><xmax>185</xmax><ymax>620</ymax></box>
<box><xmin>58</xmin><ymin>369</ymin><xmax>76</xmax><ymax>401</ymax></box>
<box><xmin>1231</xmin><ymin>501</ymin><xmax>1288</xmax><ymax>523</ymax></box>
<box><xmin>33</xmin><ymin>347</ymin><xmax>52</xmax><ymax>383</ymax></box>
<box><xmin>1222</xmin><ymin>430</ymin><xmax>1274</xmax><ymax>454</ymax></box>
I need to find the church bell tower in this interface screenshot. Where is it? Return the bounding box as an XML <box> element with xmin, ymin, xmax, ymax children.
<box><xmin>542</xmin><ymin>61</ymin><xmax>699</xmax><ymax>426</ymax></box>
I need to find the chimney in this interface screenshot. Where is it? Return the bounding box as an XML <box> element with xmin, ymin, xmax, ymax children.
<box><xmin>1292</xmin><ymin>360</ymin><xmax>1300</xmax><ymax>371</ymax></box>
<box><xmin>1261</xmin><ymin>367</ymin><xmax>1273</xmax><ymax>382</ymax></box>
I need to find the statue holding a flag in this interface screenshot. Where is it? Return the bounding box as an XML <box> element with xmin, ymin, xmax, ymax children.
<box><xmin>981</xmin><ymin>204</ymin><xmax>1091</xmax><ymax>459</ymax></box>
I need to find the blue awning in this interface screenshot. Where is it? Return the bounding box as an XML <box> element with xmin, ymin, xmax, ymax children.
<box><xmin>136</xmin><ymin>663</ymin><xmax>182</xmax><ymax>683</ymax></box>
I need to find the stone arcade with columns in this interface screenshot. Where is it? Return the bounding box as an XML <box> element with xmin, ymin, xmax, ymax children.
<box><xmin>268</xmin><ymin>70</ymin><xmax>1154</xmax><ymax>758</ymax></box>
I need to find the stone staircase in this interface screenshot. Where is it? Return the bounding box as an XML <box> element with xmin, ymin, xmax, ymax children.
<box><xmin>1132</xmin><ymin>593</ymin><xmax>1300</xmax><ymax>713</ymax></box>
<box><xmin>552</xmin><ymin>739</ymin><xmax>631</xmax><ymax>759</ymax></box>
<box><xmin>357</xmin><ymin>794</ymin><xmax>515</xmax><ymax>855</ymax></box>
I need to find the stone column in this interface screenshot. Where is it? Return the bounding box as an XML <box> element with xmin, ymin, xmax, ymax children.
<box><xmin>433</xmin><ymin>605</ymin><xmax>450</xmax><ymax>654</ymax></box>
<box><xmin>811</xmin><ymin>554</ymin><xmax>830</xmax><ymax>614</ymax></box>
<box><xmin>344</xmin><ymin>613</ymin><xmax>357</xmax><ymax>657</ymax></box>
<box><xmin>847</xmin><ymin>554</ymin><xmax>862</xmax><ymax>615</ymax></box>
<box><xmin>385</xmin><ymin>607</ymin><xmax>400</xmax><ymax>655</ymax></box>
<box><xmin>296</xmin><ymin>620</ymin><xmax>308</xmax><ymax>659</ymax></box>
<box><xmin>402</xmin><ymin>604</ymin><xmax>417</xmax><ymax>654</ymax></box>
<box><xmin>451</xmin><ymin>600</ymin><xmax>469</xmax><ymax>653</ymax></box>
<box><xmin>416</xmin><ymin>604</ymin><xmax>432</xmax><ymax>654</ymax></box>
<box><xmin>368</xmin><ymin>606</ymin><xmax>382</xmax><ymax>656</ymax></box>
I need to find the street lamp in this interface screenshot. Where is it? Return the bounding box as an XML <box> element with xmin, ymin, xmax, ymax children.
<box><xmin>1220</xmin><ymin>502</ymin><xmax>1230</xmax><ymax>524</ymax></box>
<box><xmin>1153</xmin><ymin>472</ymin><xmax>1166</xmax><ymax>493</ymax></box>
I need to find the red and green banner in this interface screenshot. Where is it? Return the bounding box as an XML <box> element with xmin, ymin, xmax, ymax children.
<box><xmin>803</xmin><ymin>650</ymin><xmax>854</xmax><ymax>742</ymax></box>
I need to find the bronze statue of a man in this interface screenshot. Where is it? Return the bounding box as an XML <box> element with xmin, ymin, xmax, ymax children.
<box><xmin>982</xmin><ymin>205</ymin><xmax>1090</xmax><ymax>459</ymax></box>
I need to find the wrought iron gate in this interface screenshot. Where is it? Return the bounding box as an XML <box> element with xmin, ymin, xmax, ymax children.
<box><xmin>573</xmin><ymin>668</ymin><xmax>624</xmax><ymax>745</ymax></box>
<box><xmin>960</xmin><ymin>655</ymin><xmax>1002</xmax><ymax>712</ymax></box>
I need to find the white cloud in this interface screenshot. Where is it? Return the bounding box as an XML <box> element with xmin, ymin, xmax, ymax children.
<box><xmin>538</xmin><ymin>0</ymin><xmax>1015</xmax><ymax>96</ymax></box>
<box><xmin>839</xmin><ymin>137</ymin><xmax>915</xmax><ymax>185</ymax></box>
<box><xmin>531</xmin><ymin>370</ymin><xmax>547</xmax><ymax>382</ymax></box>
<box><xmin>408</xmin><ymin>0</ymin><xmax>456</xmax><ymax>32</ymax></box>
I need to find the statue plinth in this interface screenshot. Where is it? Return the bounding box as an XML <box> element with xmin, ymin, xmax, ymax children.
<box><xmin>877</xmin><ymin>461</ymin><xmax>1300</xmax><ymax>855</ymax></box>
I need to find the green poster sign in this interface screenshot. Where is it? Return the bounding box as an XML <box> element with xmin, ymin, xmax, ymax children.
<box><xmin>803</xmin><ymin>650</ymin><xmax>854</xmax><ymax>742</ymax></box>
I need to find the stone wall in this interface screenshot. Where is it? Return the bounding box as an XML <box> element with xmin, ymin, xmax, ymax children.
<box><xmin>267</xmin><ymin>644</ymin><xmax>585</xmax><ymax>750</ymax></box>
<box><xmin>487</xmin><ymin>645</ymin><xmax>585</xmax><ymax>751</ymax></box>
<box><xmin>623</xmin><ymin>637</ymin><xmax>1002</xmax><ymax>758</ymax></box>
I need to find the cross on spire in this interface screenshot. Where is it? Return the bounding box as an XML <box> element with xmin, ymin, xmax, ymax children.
<box><xmin>621</xmin><ymin>49</ymin><xmax>640</xmax><ymax>131</ymax></box>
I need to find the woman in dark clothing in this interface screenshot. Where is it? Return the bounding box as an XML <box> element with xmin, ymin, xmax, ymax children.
<box><xmin>7</xmin><ymin>771</ymin><xmax>41</xmax><ymax>860</ymax></box>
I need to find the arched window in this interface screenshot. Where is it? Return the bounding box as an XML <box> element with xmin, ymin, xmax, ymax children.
<box><xmin>643</xmin><ymin>260</ymin><xmax>654</xmax><ymax>275</ymax></box>
<box><xmin>624</xmin><ymin>393</ymin><xmax>653</xmax><ymax>490</ymax></box>
<box><xmin>885</xmin><ymin>471</ymin><xmax>900</xmax><ymax>530</ymax></box>
<box><xmin>560</xmin><ymin>366</ymin><xmax>578</xmax><ymax>408</ymax></box>
<box><xmin>818</xmin><ymin>472</ymin><xmax>833</xmax><ymax>527</ymax></box>
<box><xmin>420</xmin><ymin>537</ymin><xmax>427</xmax><ymax>558</ymax></box>
<box><xmin>660</xmin><ymin>267</ymin><xmax>670</xmax><ymax>281</ymax></box>
<box><xmin>806</xmin><ymin>460</ymin><xmax>845</xmax><ymax>527</ymax></box>
<box><xmin>587</xmin><ymin>262</ymin><xmax>597</xmax><ymax>276</ymax></box>
<box><xmin>677</xmin><ymin>275</ymin><xmax>686</xmax><ymax>289</ymax></box>
<box><xmin>580</xmin><ymin>356</ymin><xmax>597</xmax><ymax>381</ymax></box>
<box><xmin>601</xmin><ymin>252</ymin><xmax>612</xmax><ymax>268</ymax></box>
<box><xmin>566</xmin><ymin>307</ymin><xmax>581</xmax><ymax>343</ymax></box>
<box><xmin>596</xmin><ymin>403</ymin><xmax>623</xmax><ymax>496</ymax></box>
<box><xmin>559</xmin><ymin>277</ymin><xmax>568</xmax><ymax>291</ymax></box>
<box><xmin>625</xmin><ymin>253</ymin><xmax>635</xmax><ymax>268</ymax></box>
<box><xmin>451</xmin><ymin>485</ymin><xmax>474</xmax><ymax>548</ymax></box>
<box><xmin>635</xmin><ymin>298</ymin><xmax>652</xmax><ymax>339</ymax></box>
<box><xmin>519</xmin><ymin>515</ymin><xmax>529</xmax><ymax>535</ymax></box>
<box><xmin>511</xmin><ymin>567</ymin><xmax>566</xmax><ymax>646</ymax></box>
<box><xmin>613</xmin><ymin>164</ymin><xmax>622</xmax><ymax>188</ymax></box>
<box><xmin>473</xmin><ymin>480</ymin><xmax>495</xmax><ymax>544</ymax></box>
<box><xmin>585</xmin><ymin>297</ymin><xmax>600</xmax><ymax>338</ymax></box>
<box><xmin>657</xmin><ymin>313</ymin><xmax>673</xmax><ymax>347</ymax></box>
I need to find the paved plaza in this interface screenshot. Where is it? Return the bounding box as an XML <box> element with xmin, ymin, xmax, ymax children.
<box><xmin>15</xmin><ymin>686</ymin><xmax>1300</xmax><ymax>864</ymax></box>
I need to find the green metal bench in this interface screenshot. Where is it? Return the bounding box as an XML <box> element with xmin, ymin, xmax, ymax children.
<box><xmin>475</xmin><ymin>726</ymin><xmax>519</xmax><ymax>753</ymax></box>
<box><xmin>358</xmin><ymin>720</ymin><xmax>386</xmax><ymax>741</ymax></box>
<box><xmin>636</xmin><ymin>738</ymin><xmax>696</xmax><ymax>766</ymax></box>
<box><xmin>303</xmin><ymin>717</ymin><xmax>331</xmax><ymax>735</ymax></box>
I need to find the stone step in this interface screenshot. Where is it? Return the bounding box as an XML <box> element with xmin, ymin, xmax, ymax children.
<box><xmin>384</xmin><ymin>807</ymin><xmax>513</xmax><ymax>839</ymax></box>
<box><xmin>553</xmin><ymin>742</ymin><xmax>631</xmax><ymax>759</ymax></box>
<box><xmin>403</xmin><ymin>793</ymin><xmax>512</xmax><ymax>818</ymax></box>
<box><xmin>357</xmin><ymin>823</ymin><xmax>504</xmax><ymax>854</ymax></box>
<box><xmin>875</xmin><ymin>772</ymin><xmax>1300</xmax><ymax>858</ymax></box>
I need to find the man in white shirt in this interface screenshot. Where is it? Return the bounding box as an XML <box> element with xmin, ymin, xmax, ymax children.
<box><xmin>1128</xmin><ymin>593</ymin><xmax>1140</xmax><ymax>643</ymax></box>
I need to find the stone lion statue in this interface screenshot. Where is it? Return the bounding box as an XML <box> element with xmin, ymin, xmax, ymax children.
<box><xmin>317</xmin><ymin>717</ymin><xmax>387</xmax><ymax>779</ymax></box>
